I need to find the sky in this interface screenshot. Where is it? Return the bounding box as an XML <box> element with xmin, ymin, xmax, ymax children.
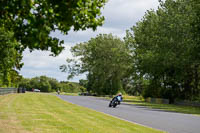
<box><xmin>19</xmin><ymin>0</ymin><xmax>160</xmax><ymax>82</ymax></box>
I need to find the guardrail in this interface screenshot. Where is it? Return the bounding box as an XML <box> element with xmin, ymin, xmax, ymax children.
<box><xmin>0</xmin><ymin>88</ymin><xmax>18</xmax><ymax>95</ymax></box>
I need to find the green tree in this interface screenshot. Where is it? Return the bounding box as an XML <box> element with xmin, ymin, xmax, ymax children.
<box><xmin>30</xmin><ymin>76</ymin><xmax>52</xmax><ymax>92</ymax></box>
<box><xmin>19</xmin><ymin>76</ymin><xmax>86</xmax><ymax>93</ymax></box>
<box><xmin>29</xmin><ymin>77</ymin><xmax>40</xmax><ymax>90</ymax></box>
<box><xmin>0</xmin><ymin>27</ymin><xmax>23</xmax><ymax>86</ymax></box>
<box><xmin>61</xmin><ymin>34</ymin><xmax>132</xmax><ymax>95</ymax></box>
<box><xmin>18</xmin><ymin>78</ymin><xmax>32</xmax><ymax>91</ymax></box>
<box><xmin>9</xmin><ymin>69</ymin><xmax>23</xmax><ymax>87</ymax></box>
<box><xmin>48</xmin><ymin>78</ymin><xmax>60</xmax><ymax>91</ymax></box>
<box><xmin>79</xmin><ymin>79</ymin><xmax>88</xmax><ymax>89</ymax></box>
<box><xmin>39</xmin><ymin>76</ymin><xmax>51</xmax><ymax>92</ymax></box>
<box><xmin>0</xmin><ymin>0</ymin><xmax>107</xmax><ymax>55</ymax></box>
<box><xmin>125</xmin><ymin>0</ymin><xmax>200</xmax><ymax>103</ymax></box>
<box><xmin>60</xmin><ymin>81</ymin><xmax>85</xmax><ymax>93</ymax></box>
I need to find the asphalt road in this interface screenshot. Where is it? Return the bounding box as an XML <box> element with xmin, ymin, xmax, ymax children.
<box><xmin>57</xmin><ymin>95</ymin><xmax>200</xmax><ymax>133</ymax></box>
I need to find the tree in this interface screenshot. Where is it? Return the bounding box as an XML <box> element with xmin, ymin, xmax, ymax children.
<box><xmin>29</xmin><ymin>76</ymin><xmax>52</xmax><ymax>92</ymax></box>
<box><xmin>39</xmin><ymin>76</ymin><xmax>51</xmax><ymax>92</ymax></box>
<box><xmin>48</xmin><ymin>77</ymin><xmax>60</xmax><ymax>91</ymax></box>
<box><xmin>9</xmin><ymin>69</ymin><xmax>23</xmax><ymax>87</ymax></box>
<box><xmin>0</xmin><ymin>0</ymin><xmax>107</xmax><ymax>55</ymax></box>
<box><xmin>29</xmin><ymin>77</ymin><xmax>40</xmax><ymax>90</ymax></box>
<box><xmin>79</xmin><ymin>79</ymin><xmax>88</xmax><ymax>89</ymax></box>
<box><xmin>61</xmin><ymin>34</ymin><xmax>132</xmax><ymax>95</ymax></box>
<box><xmin>59</xmin><ymin>81</ymin><xmax>86</xmax><ymax>93</ymax></box>
<box><xmin>0</xmin><ymin>27</ymin><xmax>23</xmax><ymax>86</ymax></box>
<box><xmin>18</xmin><ymin>76</ymin><xmax>86</xmax><ymax>92</ymax></box>
<box><xmin>18</xmin><ymin>78</ymin><xmax>31</xmax><ymax>90</ymax></box>
<box><xmin>125</xmin><ymin>0</ymin><xmax>200</xmax><ymax>102</ymax></box>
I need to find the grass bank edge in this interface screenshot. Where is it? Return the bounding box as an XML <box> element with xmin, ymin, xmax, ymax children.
<box><xmin>0</xmin><ymin>93</ymin><xmax>164</xmax><ymax>133</ymax></box>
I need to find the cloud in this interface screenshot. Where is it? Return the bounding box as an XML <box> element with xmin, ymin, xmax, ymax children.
<box><xmin>20</xmin><ymin>0</ymin><xmax>160</xmax><ymax>82</ymax></box>
<box><xmin>51</xmin><ymin>0</ymin><xmax>160</xmax><ymax>43</ymax></box>
<box><xmin>20</xmin><ymin>44</ymin><xmax>74</xmax><ymax>81</ymax></box>
<box><xmin>102</xmin><ymin>0</ymin><xmax>159</xmax><ymax>29</ymax></box>
<box><xmin>51</xmin><ymin>26</ymin><xmax>125</xmax><ymax>44</ymax></box>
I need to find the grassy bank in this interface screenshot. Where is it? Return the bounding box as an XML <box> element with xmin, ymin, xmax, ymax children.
<box><xmin>122</xmin><ymin>95</ymin><xmax>200</xmax><ymax>116</ymax></box>
<box><xmin>0</xmin><ymin>93</ymin><xmax>163</xmax><ymax>133</ymax></box>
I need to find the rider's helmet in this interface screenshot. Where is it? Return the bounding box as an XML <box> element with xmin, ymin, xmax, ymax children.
<box><xmin>118</xmin><ymin>92</ymin><xmax>122</xmax><ymax>96</ymax></box>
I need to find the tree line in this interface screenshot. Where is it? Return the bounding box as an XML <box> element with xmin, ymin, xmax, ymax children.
<box><xmin>1</xmin><ymin>0</ymin><xmax>200</xmax><ymax>103</ymax></box>
<box><xmin>18</xmin><ymin>76</ymin><xmax>86</xmax><ymax>93</ymax></box>
<box><xmin>62</xmin><ymin>0</ymin><xmax>200</xmax><ymax>103</ymax></box>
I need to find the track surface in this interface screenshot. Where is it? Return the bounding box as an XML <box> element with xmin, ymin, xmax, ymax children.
<box><xmin>57</xmin><ymin>95</ymin><xmax>200</xmax><ymax>133</ymax></box>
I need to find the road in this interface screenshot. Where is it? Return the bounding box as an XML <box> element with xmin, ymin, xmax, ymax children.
<box><xmin>57</xmin><ymin>95</ymin><xmax>200</xmax><ymax>133</ymax></box>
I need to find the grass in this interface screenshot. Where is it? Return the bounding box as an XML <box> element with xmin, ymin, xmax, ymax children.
<box><xmin>63</xmin><ymin>92</ymin><xmax>79</xmax><ymax>96</ymax></box>
<box><xmin>51</xmin><ymin>92</ymin><xmax>79</xmax><ymax>96</ymax></box>
<box><xmin>0</xmin><ymin>93</ymin><xmax>164</xmax><ymax>133</ymax></box>
<box><xmin>121</xmin><ymin>95</ymin><xmax>200</xmax><ymax>116</ymax></box>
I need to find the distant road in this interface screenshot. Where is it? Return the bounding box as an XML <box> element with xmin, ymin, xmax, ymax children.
<box><xmin>57</xmin><ymin>95</ymin><xmax>200</xmax><ymax>133</ymax></box>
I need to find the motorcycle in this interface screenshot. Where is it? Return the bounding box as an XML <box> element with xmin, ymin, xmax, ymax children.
<box><xmin>108</xmin><ymin>97</ymin><xmax>119</xmax><ymax>108</ymax></box>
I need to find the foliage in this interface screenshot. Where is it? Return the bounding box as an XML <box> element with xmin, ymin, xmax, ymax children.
<box><xmin>61</xmin><ymin>34</ymin><xmax>132</xmax><ymax>95</ymax></box>
<box><xmin>19</xmin><ymin>76</ymin><xmax>53</xmax><ymax>92</ymax></box>
<box><xmin>125</xmin><ymin>0</ymin><xmax>200</xmax><ymax>103</ymax></box>
<box><xmin>79</xmin><ymin>79</ymin><xmax>89</xmax><ymax>89</ymax></box>
<box><xmin>60</xmin><ymin>81</ymin><xmax>86</xmax><ymax>93</ymax></box>
<box><xmin>0</xmin><ymin>0</ymin><xmax>107</xmax><ymax>56</ymax></box>
<box><xmin>48</xmin><ymin>78</ymin><xmax>61</xmax><ymax>91</ymax></box>
<box><xmin>9</xmin><ymin>69</ymin><xmax>23</xmax><ymax>87</ymax></box>
<box><xmin>0</xmin><ymin>0</ymin><xmax>107</xmax><ymax>87</ymax></box>
<box><xmin>18</xmin><ymin>78</ymin><xmax>31</xmax><ymax>90</ymax></box>
<box><xmin>18</xmin><ymin>76</ymin><xmax>85</xmax><ymax>93</ymax></box>
<box><xmin>39</xmin><ymin>76</ymin><xmax>52</xmax><ymax>92</ymax></box>
<box><xmin>0</xmin><ymin>27</ymin><xmax>23</xmax><ymax>86</ymax></box>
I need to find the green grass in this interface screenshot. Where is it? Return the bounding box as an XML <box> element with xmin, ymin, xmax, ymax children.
<box><xmin>51</xmin><ymin>92</ymin><xmax>79</xmax><ymax>96</ymax></box>
<box><xmin>0</xmin><ymin>93</ymin><xmax>164</xmax><ymax>133</ymax></box>
<box><xmin>122</xmin><ymin>95</ymin><xmax>200</xmax><ymax>116</ymax></box>
<box><xmin>63</xmin><ymin>92</ymin><xmax>79</xmax><ymax>96</ymax></box>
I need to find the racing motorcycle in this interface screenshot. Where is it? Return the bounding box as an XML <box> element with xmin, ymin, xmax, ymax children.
<box><xmin>108</xmin><ymin>97</ymin><xmax>119</xmax><ymax>108</ymax></box>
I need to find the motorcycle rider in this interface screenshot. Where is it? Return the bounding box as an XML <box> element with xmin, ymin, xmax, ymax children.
<box><xmin>111</xmin><ymin>93</ymin><xmax>123</xmax><ymax>104</ymax></box>
<box><xmin>57</xmin><ymin>89</ymin><xmax>60</xmax><ymax>95</ymax></box>
<box><xmin>116</xmin><ymin>93</ymin><xmax>123</xmax><ymax>104</ymax></box>
<box><xmin>109</xmin><ymin>93</ymin><xmax>123</xmax><ymax>107</ymax></box>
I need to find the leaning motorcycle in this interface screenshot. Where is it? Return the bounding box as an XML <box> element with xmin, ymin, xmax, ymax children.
<box><xmin>108</xmin><ymin>98</ymin><xmax>118</xmax><ymax>108</ymax></box>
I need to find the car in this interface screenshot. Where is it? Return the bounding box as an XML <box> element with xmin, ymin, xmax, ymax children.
<box><xmin>33</xmin><ymin>89</ymin><xmax>40</xmax><ymax>92</ymax></box>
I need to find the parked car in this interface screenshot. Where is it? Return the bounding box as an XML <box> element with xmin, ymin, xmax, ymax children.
<box><xmin>33</xmin><ymin>89</ymin><xmax>40</xmax><ymax>92</ymax></box>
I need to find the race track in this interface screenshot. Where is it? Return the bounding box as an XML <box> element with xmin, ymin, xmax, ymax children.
<box><xmin>57</xmin><ymin>95</ymin><xmax>200</xmax><ymax>133</ymax></box>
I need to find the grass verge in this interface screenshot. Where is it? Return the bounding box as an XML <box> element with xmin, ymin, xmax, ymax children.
<box><xmin>122</xmin><ymin>95</ymin><xmax>200</xmax><ymax>116</ymax></box>
<box><xmin>51</xmin><ymin>92</ymin><xmax>79</xmax><ymax>96</ymax></box>
<box><xmin>0</xmin><ymin>93</ymin><xmax>164</xmax><ymax>133</ymax></box>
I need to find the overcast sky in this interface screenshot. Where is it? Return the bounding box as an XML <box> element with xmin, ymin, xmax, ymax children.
<box><xmin>19</xmin><ymin>0</ymin><xmax>160</xmax><ymax>82</ymax></box>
